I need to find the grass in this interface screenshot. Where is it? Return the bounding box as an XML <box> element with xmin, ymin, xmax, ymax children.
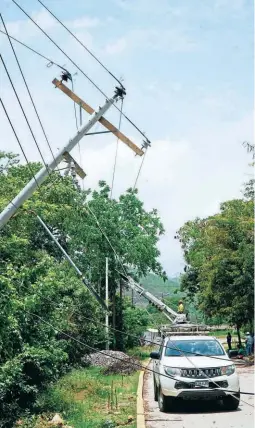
<box><xmin>208</xmin><ymin>329</ymin><xmax>228</xmax><ymax>337</ymax></box>
<box><xmin>126</xmin><ymin>345</ymin><xmax>155</xmax><ymax>360</ymax></box>
<box><xmin>26</xmin><ymin>366</ymin><xmax>139</xmax><ymax>428</ymax></box>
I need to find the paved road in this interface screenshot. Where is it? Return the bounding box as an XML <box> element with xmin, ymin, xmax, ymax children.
<box><xmin>143</xmin><ymin>362</ymin><xmax>254</xmax><ymax>428</ymax></box>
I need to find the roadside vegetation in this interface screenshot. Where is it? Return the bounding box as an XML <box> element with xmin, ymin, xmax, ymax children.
<box><xmin>175</xmin><ymin>163</ymin><xmax>254</xmax><ymax>342</ymax></box>
<box><xmin>19</xmin><ymin>367</ymin><xmax>139</xmax><ymax>428</ymax></box>
<box><xmin>0</xmin><ymin>152</ymin><xmax>164</xmax><ymax>427</ymax></box>
<box><xmin>1</xmin><ymin>146</ymin><xmax>254</xmax><ymax>426</ymax></box>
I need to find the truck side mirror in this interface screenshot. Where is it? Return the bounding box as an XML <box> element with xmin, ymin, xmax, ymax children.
<box><xmin>150</xmin><ymin>351</ymin><xmax>160</xmax><ymax>360</ymax></box>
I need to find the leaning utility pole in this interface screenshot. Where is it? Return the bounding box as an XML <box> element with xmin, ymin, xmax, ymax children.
<box><xmin>0</xmin><ymin>86</ymin><xmax>124</xmax><ymax>229</ymax></box>
<box><xmin>0</xmin><ymin>77</ymin><xmax>144</xmax><ymax>229</ymax></box>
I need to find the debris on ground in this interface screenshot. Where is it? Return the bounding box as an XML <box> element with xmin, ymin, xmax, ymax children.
<box><xmin>83</xmin><ymin>351</ymin><xmax>139</xmax><ymax>374</ymax></box>
<box><xmin>48</xmin><ymin>414</ymin><xmax>73</xmax><ymax>428</ymax></box>
<box><xmin>48</xmin><ymin>414</ymin><xmax>64</xmax><ymax>426</ymax></box>
<box><xmin>103</xmin><ymin>356</ymin><xmax>139</xmax><ymax>375</ymax></box>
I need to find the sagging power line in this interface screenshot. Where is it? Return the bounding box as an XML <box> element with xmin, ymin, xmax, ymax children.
<box><xmin>19</xmin><ymin>307</ymin><xmax>254</xmax><ymax>407</ymax></box>
<box><xmin>0</xmin><ymin>13</ymin><xmax>59</xmax><ymax>174</ymax></box>
<box><xmin>11</xmin><ymin>0</ymin><xmax>151</xmax><ymax>147</ymax></box>
<box><xmin>37</xmin><ymin>0</ymin><xmax>125</xmax><ymax>91</ymax></box>
<box><xmin>0</xmin><ymin>54</ymin><xmax>49</xmax><ymax>172</ymax></box>
<box><xmin>0</xmin><ymin>84</ymin><xmax>122</xmax><ymax>228</ymax></box>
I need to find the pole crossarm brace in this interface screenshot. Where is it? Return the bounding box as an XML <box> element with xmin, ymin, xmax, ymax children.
<box><xmin>0</xmin><ymin>89</ymin><xmax>117</xmax><ymax>229</ymax></box>
<box><xmin>52</xmin><ymin>78</ymin><xmax>144</xmax><ymax>157</ymax></box>
<box><xmin>62</xmin><ymin>151</ymin><xmax>86</xmax><ymax>179</ymax></box>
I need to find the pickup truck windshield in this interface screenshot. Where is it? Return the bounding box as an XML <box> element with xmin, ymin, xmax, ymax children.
<box><xmin>165</xmin><ymin>340</ymin><xmax>225</xmax><ymax>357</ymax></box>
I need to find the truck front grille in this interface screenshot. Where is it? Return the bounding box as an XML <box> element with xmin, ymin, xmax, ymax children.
<box><xmin>175</xmin><ymin>380</ymin><xmax>228</xmax><ymax>390</ymax></box>
<box><xmin>180</xmin><ymin>368</ymin><xmax>221</xmax><ymax>378</ymax></box>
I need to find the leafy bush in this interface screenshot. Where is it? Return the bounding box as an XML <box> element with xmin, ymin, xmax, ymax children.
<box><xmin>0</xmin><ymin>345</ymin><xmax>68</xmax><ymax>427</ymax></box>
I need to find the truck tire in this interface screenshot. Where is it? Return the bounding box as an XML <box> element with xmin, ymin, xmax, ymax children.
<box><xmin>158</xmin><ymin>386</ymin><xmax>174</xmax><ymax>412</ymax></box>
<box><xmin>153</xmin><ymin>376</ymin><xmax>158</xmax><ymax>401</ymax></box>
<box><xmin>223</xmin><ymin>392</ymin><xmax>240</xmax><ymax>411</ymax></box>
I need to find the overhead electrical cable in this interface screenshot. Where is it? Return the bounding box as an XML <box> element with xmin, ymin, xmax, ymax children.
<box><xmin>11</xmin><ymin>278</ymin><xmax>251</xmax><ymax>368</ymax></box>
<box><xmin>0</xmin><ymin>28</ymin><xmax>70</xmax><ymax>73</ymax></box>
<box><xmin>0</xmin><ymin>98</ymin><xmax>42</xmax><ymax>193</ymax></box>
<box><xmin>18</xmin><ymin>306</ymin><xmax>255</xmax><ymax>405</ymax></box>
<box><xmin>37</xmin><ymin>0</ymin><xmax>124</xmax><ymax>90</ymax></box>
<box><xmin>0</xmin><ymin>54</ymin><xmax>49</xmax><ymax>172</ymax></box>
<box><xmin>0</xmin><ymin>14</ymin><xmax>59</xmax><ymax>174</ymax></box>
<box><xmin>110</xmin><ymin>97</ymin><xmax>124</xmax><ymax>199</ymax></box>
<box><xmin>133</xmin><ymin>147</ymin><xmax>148</xmax><ymax>190</ymax></box>
<box><xmin>84</xmin><ymin>203</ymin><xmax>129</xmax><ymax>278</ymax></box>
<box><xmin>11</xmin><ymin>0</ymin><xmax>151</xmax><ymax>146</ymax></box>
<box><xmin>167</xmin><ymin>338</ymin><xmax>252</xmax><ymax>407</ymax></box>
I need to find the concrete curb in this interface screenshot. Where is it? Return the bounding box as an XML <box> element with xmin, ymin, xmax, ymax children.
<box><xmin>137</xmin><ymin>359</ymin><xmax>150</xmax><ymax>428</ymax></box>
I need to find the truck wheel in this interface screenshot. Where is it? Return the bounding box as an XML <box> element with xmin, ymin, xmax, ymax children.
<box><xmin>223</xmin><ymin>392</ymin><xmax>240</xmax><ymax>411</ymax></box>
<box><xmin>158</xmin><ymin>386</ymin><xmax>174</xmax><ymax>412</ymax></box>
<box><xmin>153</xmin><ymin>376</ymin><xmax>158</xmax><ymax>401</ymax></box>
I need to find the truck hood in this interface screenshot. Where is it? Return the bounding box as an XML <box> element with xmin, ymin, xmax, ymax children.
<box><xmin>162</xmin><ymin>355</ymin><xmax>231</xmax><ymax>368</ymax></box>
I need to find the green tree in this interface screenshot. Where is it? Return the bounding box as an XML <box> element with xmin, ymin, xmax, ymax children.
<box><xmin>176</xmin><ymin>195</ymin><xmax>254</xmax><ymax>343</ymax></box>
<box><xmin>0</xmin><ymin>152</ymin><xmax>165</xmax><ymax>424</ymax></box>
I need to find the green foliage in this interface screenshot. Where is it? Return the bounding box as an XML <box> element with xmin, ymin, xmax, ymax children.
<box><xmin>122</xmin><ymin>300</ymin><xmax>150</xmax><ymax>349</ymax></box>
<box><xmin>177</xmin><ymin>192</ymin><xmax>254</xmax><ymax>331</ymax></box>
<box><xmin>28</xmin><ymin>367</ymin><xmax>139</xmax><ymax>428</ymax></box>
<box><xmin>0</xmin><ymin>152</ymin><xmax>165</xmax><ymax>425</ymax></box>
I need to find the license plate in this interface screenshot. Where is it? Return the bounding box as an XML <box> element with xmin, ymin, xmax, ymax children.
<box><xmin>195</xmin><ymin>380</ymin><xmax>209</xmax><ymax>388</ymax></box>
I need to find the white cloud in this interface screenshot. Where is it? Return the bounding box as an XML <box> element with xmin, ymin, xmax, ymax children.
<box><xmin>31</xmin><ymin>9</ymin><xmax>57</xmax><ymax>31</ymax></box>
<box><xmin>1</xmin><ymin>10</ymin><xmax>98</xmax><ymax>45</ymax></box>
<box><xmin>67</xmin><ymin>17</ymin><xmax>100</xmax><ymax>29</ymax></box>
<box><xmin>1</xmin><ymin>1</ymin><xmax>252</xmax><ymax>276</ymax></box>
<box><xmin>103</xmin><ymin>28</ymin><xmax>197</xmax><ymax>56</ymax></box>
<box><xmin>105</xmin><ymin>38</ymin><xmax>127</xmax><ymax>55</ymax></box>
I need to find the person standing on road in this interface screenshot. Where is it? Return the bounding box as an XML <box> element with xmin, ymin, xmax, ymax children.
<box><xmin>245</xmin><ymin>332</ymin><xmax>253</xmax><ymax>356</ymax></box>
<box><xmin>227</xmin><ymin>332</ymin><xmax>232</xmax><ymax>350</ymax></box>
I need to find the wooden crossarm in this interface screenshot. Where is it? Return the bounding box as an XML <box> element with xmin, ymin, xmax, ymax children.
<box><xmin>52</xmin><ymin>78</ymin><xmax>144</xmax><ymax>156</ymax></box>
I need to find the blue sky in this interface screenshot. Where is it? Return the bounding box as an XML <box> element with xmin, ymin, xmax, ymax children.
<box><xmin>0</xmin><ymin>0</ymin><xmax>253</xmax><ymax>275</ymax></box>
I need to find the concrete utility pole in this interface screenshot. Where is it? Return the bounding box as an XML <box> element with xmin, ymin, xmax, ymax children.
<box><xmin>0</xmin><ymin>88</ymin><xmax>120</xmax><ymax>229</ymax></box>
<box><xmin>105</xmin><ymin>257</ymin><xmax>109</xmax><ymax>350</ymax></box>
<box><xmin>37</xmin><ymin>214</ymin><xmax>108</xmax><ymax>310</ymax></box>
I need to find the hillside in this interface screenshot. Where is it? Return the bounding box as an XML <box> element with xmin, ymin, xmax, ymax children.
<box><xmin>129</xmin><ymin>273</ymin><xmax>183</xmax><ymax>309</ymax></box>
<box><xmin>141</xmin><ymin>273</ymin><xmax>180</xmax><ymax>297</ymax></box>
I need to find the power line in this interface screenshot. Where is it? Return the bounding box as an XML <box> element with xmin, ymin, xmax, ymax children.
<box><xmin>12</xmin><ymin>276</ymin><xmax>250</xmax><ymax>368</ymax></box>
<box><xmin>0</xmin><ymin>14</ymin><xmax>59</xmax><ymax>174</ymax></box>
<box><xmin>110</xmin><ymin>97</ymin><xmax>124</xmax><ymax>199</ymax></box>
<box><xmin>0</xmin><ymin>28</ymin><xmax>69</xmax><ymax>73</ymax></box>
<box><xmin>11</xmin><ymin>0</ymin><xmax>151</xmax><ymax>146</ymax></box>
<box><xmin>0</xmin><ymin>98</ymin><xmax>42</xmax><ymax>193</ymax></box>
<box><xmin>37</xmin><ymin>0</ymin><xmax>124</xmax><ymax>90</ymax></box>
<box><xmin>0</xmin><ymin>54</ymin><xmax>48</xmax><ymax>171</ymax></box>
<box><xmin>71</xmin><ymin>79</ymin><xmax>79</xmax><ymax>132</ymax></box>
<box><xmin>11</xmin><ymin>0</ymin><xmax>109</xmax><ymax>103</ymax></box>
<box><xmin>1</xmin><ymin>212</ymin><xmax>252</xmax><ymax>401</ymax></box>
<box><xmin>133</xmin><ymin>146</ymin><xmax>148</xmax><ymax>190</ymax></box>
<box><xmin>19</xmin><ymin>307</ymin><xmax>254</xmax><ymax>404</ymax></box>
<box><xmin>84</xmin><ymin>202</ymin><xmax>128</xmax><ymax>278</ymax></box>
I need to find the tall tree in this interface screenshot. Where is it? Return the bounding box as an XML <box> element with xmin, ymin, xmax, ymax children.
<box><xmin>176</xmin><ymin>195</ymin><xmax>254</xmax><ymax>342</ymax></box>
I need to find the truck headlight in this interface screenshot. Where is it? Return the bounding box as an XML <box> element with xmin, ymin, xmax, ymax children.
<box><xmin>221</xmin><ymin>365</ymin><xmax>235</xmax><ymax>376</ymax></box>
<box><xmin>164</xmin><ymin>366</ymin><xmax>181</xmax><ymax>377</ymax></box>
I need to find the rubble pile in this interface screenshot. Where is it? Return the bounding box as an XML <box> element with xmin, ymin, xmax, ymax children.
<box><xmin>103</xmin><ymin>356</ymin><xmax>138</xmax><ymax>375</ymax></box>
<box><xmin>84</xmin><ymin>351</ymin><xmax>139</xmax><ymax>374</ymax></box>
